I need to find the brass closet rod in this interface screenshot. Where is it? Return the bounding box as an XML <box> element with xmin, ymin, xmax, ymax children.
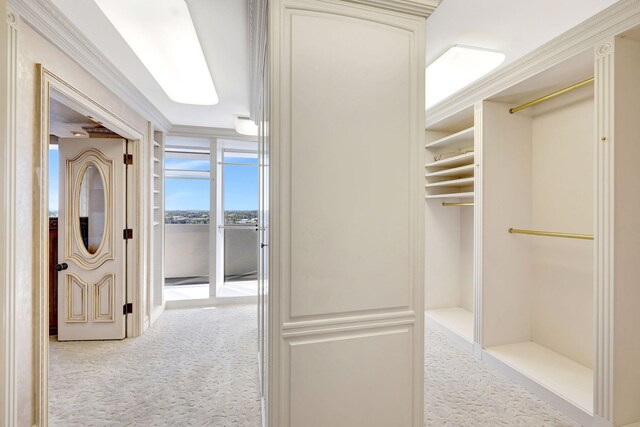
<box><xmin>509</xmin><ymin>77</ymin><xmax>595</xmax><ymax>114</ymax></box>
<box><xmin>442</xmin><ymin>202</ymin><xmax>474</xmax><ymax>207</ymax></box>
<box><xmin>509</xmin><ymin>228</ymin><xmax>594</xmax><ymax>240</ymax></box>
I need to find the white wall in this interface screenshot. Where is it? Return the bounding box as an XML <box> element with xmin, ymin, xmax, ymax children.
<box><xmin>164</xmin><ymin>224</ymin><xmax>209</xmax><ymax>278</ymax></box>
<box><xmin>530</xmin><ymin>86</ymin><xmax>594</xmax><ymax>368</ymax></box>
<box><xmin>14</xmin><ymin>18</ymin><xmax>151</xmax><ymax>425</ymax></box>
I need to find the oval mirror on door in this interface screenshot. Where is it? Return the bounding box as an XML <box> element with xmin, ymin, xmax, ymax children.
<box><xmin>77</xmin><ymin>162</ymin><xmax>106</xmax><ymax>255</ymax></box>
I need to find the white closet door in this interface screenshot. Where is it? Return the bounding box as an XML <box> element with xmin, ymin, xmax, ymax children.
<box><xmin>268</xmin><ymin>1</ymin><xmax>427</xmax><ymax>426</ymax></box>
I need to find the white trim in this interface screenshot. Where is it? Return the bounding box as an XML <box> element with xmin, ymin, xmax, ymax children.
<box><xmin>594</xmin><ymin>37</ymin><xmax>615</xmax><ymax>427</ymax></box>
<box><xmin>1</xmin><ymin>6</ymin><xmax>17</xmax><ymax>426</ymax></box>
<box><xmin>7</xmin><ymin>0</ymin><xmax>171</xmax><ymax>131</ymax></box>
<box><xmin>472</xmin><ymin>101</ymin><xmax>483</xmax><ymax>360</ymax></box>
<box><xmin>249</xmin><ymin>0</ymin><xmax>268</xmax><ymax>122</ymax></box>
<box><xmin>165</xmin><ymin>296</ymin><xmax>258</xmax><ymax>310</ymax></box>
<box><xmin>169</xmin><ymin>125</ymin><xmax>258</xmax><ymax>142</ymax></box>
<box><xmin>426</xmin><ymin>0</ymin><xmax>640</xmax><ymax>128</ymax></box>
<box><xmin>342</xmin><ymin>0</ymin><xmax>438</xmax><ymax>16</ymax></box>
<box><xmin>36</xmin><ymin>66</ymin><xmax>148</xmax><ymax>426</ymax></box>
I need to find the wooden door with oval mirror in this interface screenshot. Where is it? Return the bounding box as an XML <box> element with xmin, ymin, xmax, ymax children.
<box><xmin>57</xmin><ymin>138</ymin><xmax>127</xmax><ymax>341</ymax></box>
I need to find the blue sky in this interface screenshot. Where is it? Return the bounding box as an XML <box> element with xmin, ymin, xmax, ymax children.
<box><xmin>49</xmin><ymin>149</ymin><xmax>257</xmax><ymax>212</ymax></box>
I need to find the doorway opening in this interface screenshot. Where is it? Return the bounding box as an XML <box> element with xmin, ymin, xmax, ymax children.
<box><xmin>47</xmin><ymin>97</ymin><xmax>130</xmax><ymax>341</ymax></box>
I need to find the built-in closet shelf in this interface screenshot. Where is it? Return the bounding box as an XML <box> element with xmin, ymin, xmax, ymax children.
<box><xmin>154</xmin><ymin>158</ymin><xmax>160</xmax><ymax>163</ymax></box>
<box><xmin>153</xmin><ymin>141</ymin><xmax>160</xmax><ymax>148</ymax></box>
<box><xmin>425</xmin><ymin>192</ymin><xmax>474</xmax><ymax>200</ymax></box>
<box><xmin>153</xmin><ymin>190</ymin><xmax>160</xmax><ymax>194</ymax></box>
<box><xmin>154</xmin><ymin>221</ymin><xmax>160</xmax><ymax>226</ymax></box>
<box><xmin>485</xmin><ymin>342</ymin><xmax>593</xmax><ymax>413</ymax></box>
<box><xmin>425</xmin><ymin>177</ymin><xmax>474</xmax><ymax>188</ymax></box>
<box><xmin>153</xmin><ymin>174</ymin><xmax>160</xmax><ymax>178</ymax></box>
<box><xmin>425</xmin><ymin>127</ymin><xmax>474</xmax><ymax>149</ymax></box>
<box><xmin>154</xmin><ymin>206</ymin><xmax>160</xmax><ymax>210</ymax></box>
<box><xmin>425</xmin><ymin>164</ymin><xmax>474</xmax><ymax>178</ymax></box>
<box><xmin>425</xmin><ymin>307</ymin><xmax>473</xmax><ymax>342</ymax></box>
<box><xmin>426</xmin><ymin>151</ymin><xmax>474</xmax><ymax>169</ymax></box>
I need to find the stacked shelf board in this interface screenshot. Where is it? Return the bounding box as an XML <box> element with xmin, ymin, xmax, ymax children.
<box><xmin>483</xmin><ymin>342</ymin><xmax>593</xmax><ymax>416</ymax></box>
<box><xmin>424</xmin><ymin>119</ymin><xmax>476</xmax><ymax>352</ymax></box>
<box><xmin>425</xmin><ymin>127</ymin><xmax>475</xmax><ymax>200</ymax></box>
<box><xmin>152</xmin><ymin>132</ymin><xmax>164</xmax><ymax>308</ymax></box>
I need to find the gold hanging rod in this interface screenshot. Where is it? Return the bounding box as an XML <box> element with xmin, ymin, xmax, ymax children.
<box><xmin>508</xmin><ymin>228</ymin><xmax>594</xmax><ymax>240</ymax></box>
<box><xmin>509</xmin><ymin>77</ymin><xmax>595</xmax><ymax>114</ymax></box>
<box><xmin>442</xmin><ymin>202</ymin><xmax>474</xmax><ymax>207</ymax></box>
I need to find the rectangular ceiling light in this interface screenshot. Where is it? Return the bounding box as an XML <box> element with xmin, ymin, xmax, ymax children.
<box><xmin>426</xmin><ymin>45</ymin><xmax>505</xmax><ymax>109</ymax></box>
<box><xmin>95</xmin><ymin>0</ymin><xmax>218</xmax><ymax>105</ymax></box>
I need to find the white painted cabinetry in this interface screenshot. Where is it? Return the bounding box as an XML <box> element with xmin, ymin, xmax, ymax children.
<box><xmin>424</xmin><ymin>25</ymin><xmax>640</xmax><ymax>427</ymax></box>
<box><xmin>266</xmin><ymin>0</ymin><xmax>433</xmax><ymax>425</ymax></box>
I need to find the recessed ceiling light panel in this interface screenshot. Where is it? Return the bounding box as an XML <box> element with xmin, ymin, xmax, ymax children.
<box><xmin>426</xmin><ymin>45</ymin><xmax>505</xmax><ymax>109</ymax></box>
<box><xmin>95</xmin><ymin>0</ymin><xmax>218</xmax><ymax>106</ymax></box>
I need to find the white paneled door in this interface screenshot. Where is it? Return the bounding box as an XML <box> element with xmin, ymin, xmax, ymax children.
<box><xmin>57</xmin><ymin>138</ymin><xmax>127</xmax><ymax>341</ymax></box>
<box><xmin>268</xmin><ymin>1</ymin><xmax>430</xmax><ymax>425</ymax></box>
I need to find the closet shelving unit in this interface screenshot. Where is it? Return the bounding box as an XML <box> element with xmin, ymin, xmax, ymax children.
<box><xmin>152</xmin><ymin>131</ymin><xmax>164</xmax><ymax>309</ymax></box>
<box><xmin>424</xmin><ymin>108</ymin><xmax>476</xmax><ymax>350</ymax></box>
<box><xmin>478</xmin><ymin>50</ymin><xmax>597</xmax><ymax>424</ymax></box>
<box><xmin>425</xmin><ymin>19</ymin><xmax>640</xmax><ymax>426</ymax></box>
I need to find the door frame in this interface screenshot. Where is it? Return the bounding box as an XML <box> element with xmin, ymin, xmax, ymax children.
<box><xmin>35</xmin><ymin>65</ymin><xmax>148</xmax><ymax>425</ymax></box>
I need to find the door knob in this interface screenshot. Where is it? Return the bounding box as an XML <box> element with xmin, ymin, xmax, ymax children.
<box><xmin>55</xmin><ymin>263</ymin><xmax>68</xmax><ymax>271</ymax></box>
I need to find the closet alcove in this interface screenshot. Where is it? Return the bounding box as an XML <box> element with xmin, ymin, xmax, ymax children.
<box><xmin>424</xmin><ymin>108</ymin><xmax>477</xmax><ymax>350</ymax></box>
<box><xmin>425</xmin><ymin>24</ymin><xmax>640</xmax><ymax>424</ymax></box>
<box><xmin>479</xmin><ymin>49</ymin><xmax>596</xmax><ymax>423</ymax></box>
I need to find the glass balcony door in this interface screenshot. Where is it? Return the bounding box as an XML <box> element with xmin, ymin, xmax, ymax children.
<box><xmin>163</xmin><ymin>146</ymin><xmax>212</xmax><ymax>301</ymax></box>
<box><xmin>217</xmin><ymin>148</ymin><xmax>259</xmax><ymax>298</ymax></box>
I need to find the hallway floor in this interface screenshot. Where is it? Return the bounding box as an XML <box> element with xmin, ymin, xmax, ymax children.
<box><xmin>49</xmin><ymin>305</ymin><xmax>577</xmax><ymax>426</ymax></box>
<box><xmin>49</xmin><ymin>305</ymin><xmax>261</xmax><ymax>427</ymax></box>
<box><xmin>424</xmin><ymin>325</ymin><xmax>577</xmax><ymax>426</ymax></box>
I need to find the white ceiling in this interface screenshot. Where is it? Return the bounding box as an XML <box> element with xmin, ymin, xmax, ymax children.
<box><xmin>50</xmin><ymin>0</ymin><xmax>250</xmax><ymax>129</ymax></box>
<box><xmin>49</xmin><ymin>0</ymin><xmax>620</xmax><ymax>127</ymax></box>
<box><xmin>426</xmin><ymin>0</ymin><xmax>619</xmax><ymax>74</ymax></box>
<box><xmin>49</xmin><ymin>97</ymin><xmax>97</xmax><ymax>138</ymax></box>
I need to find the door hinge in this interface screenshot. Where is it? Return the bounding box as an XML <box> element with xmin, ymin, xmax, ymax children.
<box><xmin>123</xmin><ymin>228</ymin><xmax>133</xmax><ymax>240</ymax></box>
<box><xmin>123</xmin><ymin>154</ymin><xmax>133</xmax><ymax>165</ymax></box>
<box><xmin>123</xmin><ymin>303</ymin><xmax>133</xmax><ymax>315</ymax></box>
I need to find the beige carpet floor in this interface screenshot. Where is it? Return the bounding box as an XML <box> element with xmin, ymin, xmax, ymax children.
<box><xmin>49</xmin><ymin>305</ymin><xmax>578</xmax><ymax>426</ymax></box>
<box><xmin>49</xmin><ymin>305</ymin><xmax>262</xmax><ymax>427</ymax></box>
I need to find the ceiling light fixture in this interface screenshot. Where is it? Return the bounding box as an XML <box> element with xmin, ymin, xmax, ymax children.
<box><xmin>94</xmin><ymin>0</ymin><xmax>218</xmax><ymax>105</ymax></box>
<box><xmin>71</xmin><ymin>131</ymin><xmax>86</xmax><ymax>137</ymax></box>
<box><xmin>426</xmin><ymin>45</ymin><xmax>505</xmax><ymax>109</ymax></box>
<box><xmin>234</xmin><ymin>117</ymin><xmax>259</xmax><ymax>136</ymax></box>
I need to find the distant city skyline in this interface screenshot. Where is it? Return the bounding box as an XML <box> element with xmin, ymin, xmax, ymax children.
<box><xmin>49</xmin><ymin>149</ymin><xmax>258</xmax><ymax>213</ymax></box>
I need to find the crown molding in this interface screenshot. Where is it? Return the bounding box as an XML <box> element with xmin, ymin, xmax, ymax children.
<box><xmin>8</xmin><ymin>0</ymin><xmax>172</xmax><ymax>131</ymax></box>
<box><xmin>342</xmin><ymin>0</ymin><xmax>439</xmax><ymax>17</ymax></box>
<box><xmin>426</xmin><ymin>0</ymin><xmax>640</xmax><ymax>127</ymax></box>
<box><xmin>168</xmin><ymin>125</ymin><xmax>258</xmax><ymax>142</ymax></box>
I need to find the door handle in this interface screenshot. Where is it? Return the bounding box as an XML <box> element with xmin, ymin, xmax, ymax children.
<box><xmin>260</xmin><ymin>243</ymin><xmax>268</xmax><ymax>248</ymax></box>
<box><xmin>55</xmin><ymin>262</ymin><xmax>68</xmax><ymax>272</ymax></box>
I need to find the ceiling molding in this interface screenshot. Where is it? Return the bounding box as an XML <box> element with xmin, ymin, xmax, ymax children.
<box><xmin>426</xmin><ymin>0</ymin><xmax>640</xmax><ymax>127</ymax></box>
<box><xmin>168</xmin><ymin>125</ymin><xmax>258</xmax><ymax>142</ymax></box>
<box><xmin>8</xmin><ymin>0</ymin><xmax>172</xmax><ymax>131</ymax></box>
<box><xmin>341</xmin><ymin>0</ymin><xmax>439</xmax><ymax>17</ymax></box>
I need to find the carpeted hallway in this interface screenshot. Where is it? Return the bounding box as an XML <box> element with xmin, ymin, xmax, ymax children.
<box><xmin>49</xmin><ymin>305</ymin><xmax>577</xmax><ymax>426</ymax></box>
<box><xmin>49</xmin><ymin>305</ymin><xmax>262</xmax><ymax>427</ymax></box>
